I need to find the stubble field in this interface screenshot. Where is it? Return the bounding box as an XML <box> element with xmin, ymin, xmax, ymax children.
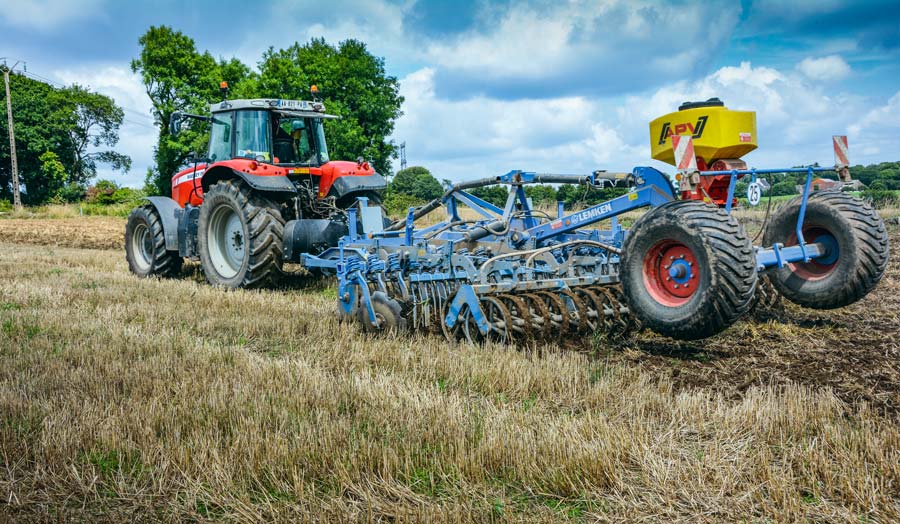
<box><xmin>0</xmin><ymin>208</ymin><xmax>899</xmax><ymax>522</ymax></box>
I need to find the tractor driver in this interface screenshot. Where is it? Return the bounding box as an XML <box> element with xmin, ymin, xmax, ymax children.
<box><xmin>290</xmin><ymin>119</ymin><xmax>317</xmax><ymax>164</ymax></box>
<box><xmin>274</xmin><ymin>118</ymin><xmax>317</xmax><ymax>164</ymax></box>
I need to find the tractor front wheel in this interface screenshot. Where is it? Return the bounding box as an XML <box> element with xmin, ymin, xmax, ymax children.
<box><xmin>125</xmin><ymin>204</ymin><xmax>183</xmax><ymax>278</ymax></box>
<box><xmin>198</xmin><ymin>179</ymin><xmax>285</xmax><ymax>288</ymax></box>
<box><xmin>762</xmin><ymin>191</ymin><xmax>889</xmax><ymax>309</ymax></box>
<box><xmin>621</xmin><ymin>200</ymin><xmax>757</xmax><ymax>340</ymax></box>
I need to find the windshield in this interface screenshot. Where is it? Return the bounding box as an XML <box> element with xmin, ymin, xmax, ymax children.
<box><xmin>234</xmin><ymin>110</ymin><xmax>271</xmax><ymax>161</ymax></box>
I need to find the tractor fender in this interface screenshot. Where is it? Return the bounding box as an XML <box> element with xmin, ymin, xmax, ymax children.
<box><xmin>201</xmin><ymin>165</ymin><xmax>297</xmax><ymax>197</ymax></box>
<box><xmin>144</xmin><ymin>196</ymin><xmax>183</xmax><ymax>251</ymax></box>
<box><xmin>328</xmin><ymin>172</ymin><xmax>387</xmax><ymax>200</ymax></box>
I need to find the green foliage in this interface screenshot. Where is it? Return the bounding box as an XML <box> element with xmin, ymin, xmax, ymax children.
<box><xmin>258</xmin><ymin>38</ymin><xmax>403</xmax><ymax>176</ymax></box>
<box><xmin>0</xmin><ymin>72</ymin><xmax>128</xmax><ymax>205</ymax></box>
<box><xmin>28</xmin><ymin>151</ymin><xmax>68</xmax><ymax>205</ymax></box>
<box><xmin>55</xmin><ymin>182</ymin><xmax>87</xmax><ymax>203</ymax></box>
<box><xmin>525</xmin><ymin>184</ymin><xmax>557</xmax><ymax>205</ymax></box>
<box><xmin>556</xmin><ymin>184</ymin><xmax>628</xmax><ymax>207</ymax></box>
<box><xmin>133</xmin><ymin>27</ymin><xmax>403</xmax><ymax>195</ymax></box>
<box><xmin>860</xmin><ymin>189</ymin><xmax>898</xmax><ymax>208</ymax></box>
<box><xmin>84</xmin><ymin>179</ymin><xmax>144</xmax><ymax>206</ymax></box>
<box><xmin>383</xmin><ymin>192</ymin><xmax>424</xmax><ymax>218</ymax></box>
<box><xmin>389</xmin><ymin>166</ymin><xmax>443</xmax><ymax>200</ymax></box>
<box><xmin>468</xmin><ymin>185</ymin><xmax>509</xmax><ymax>207</ymax></box>
<box><xmin>0</xmin><ymin>199</ymin><xmax>11</xmax><ymax>212</ymax></box>
<box><xmin>849</xmin><ymin>161</ymin><xmax>900</xmax><ymax>189</ymax></box>
<box><xmin>769</xmin><ymin>180</ymin><xmax>797</xmax><ymax>196</ymax></box>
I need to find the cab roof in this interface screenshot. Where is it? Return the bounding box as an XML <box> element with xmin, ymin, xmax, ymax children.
<box><xmin>209</xmin><ymin>98</ymin><xmax>338</xmax><ymax>119</ymax></box>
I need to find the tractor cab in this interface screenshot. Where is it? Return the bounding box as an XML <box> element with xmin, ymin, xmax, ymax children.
<box><xmin>204</xmin><ymin>99</ymin><xmax>338</xmax><ymax>166</ymax></box>
<box><xmin>168</xmin><ymin>94</ymin><xmax>386</xmax><ymax>211</ymax></box>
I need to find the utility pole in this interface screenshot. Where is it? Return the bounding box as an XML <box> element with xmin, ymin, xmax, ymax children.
<box><xmin>2</xmin><ymin>62</ymin><xmax>22</xmax><ymax>210</ymax></box>
<box><xmin>399</xmin><ymin>141</ymin><xmax>407</xmax><ymax>171</ymax></box>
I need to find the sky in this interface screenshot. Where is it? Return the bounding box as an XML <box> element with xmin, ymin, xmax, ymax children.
<box><xmin>2</xmin><ymin>0</ymin><xmax>900</xmax><ymax>187</ymax></box>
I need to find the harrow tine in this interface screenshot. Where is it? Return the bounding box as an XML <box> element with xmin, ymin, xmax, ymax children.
<box><xmin>559</xmin><ymin>288</ymin><xmax>588</xmax><ymax>333</ymax></box>
<box><xmin>481</xmin><ymin>296</ymin><xmax>513</xmax><ymax>344</ymax></box>
<box><xmin>499</xmin><ymin>294</ymin><xmax>533</xmax><ymax>342</ymax></box>
<box><xmin>536</xmin><ymin>291</ymin><xmax>570</xmax><ymax>334</ymax></box>
<box><xmin>522</xmin><ymin>293</ymin><xmax>552</xmax><ymax>340</ymax></box>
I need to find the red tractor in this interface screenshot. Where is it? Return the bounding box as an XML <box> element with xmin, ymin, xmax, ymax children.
<box><xmin>124</xmin><ymin>87</ymin><xmax>386</xmax><ymax>288</ymax></box>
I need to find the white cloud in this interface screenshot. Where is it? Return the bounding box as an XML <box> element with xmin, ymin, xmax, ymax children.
<box><xmin>234</xmin><ymin>0</ymin><xmax>415</xmax><ymax>71</ymax></box>
<box><xmin>424</xmin><ymin>1</ymin><xmax>740</xmax><ymax>97</ymax></box>
<box><xmin>0</xmin><ymin>0</ymin><xmax>105</xmax><ymax>31</ymax></box>
<box><xmin>53</xmin><ymin>66</ymin><xmax>157</xmax><ymax>187</ymax></box>
<box><xmin>394</xmin><ymin>60</ymin><xmax>899</xmax><ymax>183</ymax></box>
<box><xmin>394</xmin><ymin>67</ymin><xmax>647</xmax><ymax>181</ymax></box>
<box><xmin>847</xmin><ymin>91</ymin><xmax>900</xmax><ymax>164</ymax></box>
<box><xmin>797</xmin><ymin>55</ymin><xmax>852</xmax><ymax>81</ymax></box>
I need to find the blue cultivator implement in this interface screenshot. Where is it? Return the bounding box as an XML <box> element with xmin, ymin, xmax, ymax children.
<box><xmin>297</xmin><ymin>99</ymin><xmax>889</xmax><ymax>343</ymax></box>
<box><xmin>300</xmin><ymin>164</ymin><xmax>888</xmax><ymax>343</ymax></box>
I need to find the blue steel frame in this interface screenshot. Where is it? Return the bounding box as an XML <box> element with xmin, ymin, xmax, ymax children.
<box><xmin>703</xmin><ymin>165</ymin><xmax>834</xmax><ymax>270</ymax></box>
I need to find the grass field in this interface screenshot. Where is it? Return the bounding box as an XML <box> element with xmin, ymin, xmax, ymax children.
<box><xmin>1</xmin><ymin>207</ymin><xmax>899</xmax><ymax>522</ymax></box>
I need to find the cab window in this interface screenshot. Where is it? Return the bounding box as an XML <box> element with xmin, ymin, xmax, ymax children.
<box><xmin>208</xmin><ymin>113</ymin><xmax>232</xmax><ymax>162</ymax></box>
<box><xmin>274</xmin><ymin>117</ymin><xmax>318</xmax><ymax>165</ymax></box>
<box><xmin>234</xmin><ymin>110</ymin><xmax>271</xmax><ymax>161</ymax></box>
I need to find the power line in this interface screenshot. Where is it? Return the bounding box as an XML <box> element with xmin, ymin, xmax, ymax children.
<box><xmin>8</xmin><ymin>61</ymin><xmax>153</xmax><ymax>117</ymax></box>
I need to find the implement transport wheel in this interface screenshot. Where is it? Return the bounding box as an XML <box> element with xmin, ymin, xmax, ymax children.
<box><xmin>358</xmin><ymin>291</ymin><xmax>408</xmax><ymax>334</ymax></box>
<box><xmin>762</xmin><ymin>191</ymin><xmax>889</xmax><ymax>309</ymax></box>
<box><xmin>125</xmin><ymin>204</ymin><xmax>183</xmax><ymax>278</ymax></box>
<box><xmin>198</xmin><ymin>179</ymin><xmax>285</xmax><ymax>288</ymax></box>
<box><xmin>621</xmin><ymin>200</ymin><xmax>757</xmax><ymax>340</ymax></box>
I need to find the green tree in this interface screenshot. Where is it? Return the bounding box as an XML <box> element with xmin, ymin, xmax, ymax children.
<box><xmin>769</xmin><ymin>180</ymin><xmax>797</xmax><ymax>196</ymax></box>
<box><xmin>1</xmin><ymin>73</ymin><xmax>128</xmax><ymax>205</ymax></box>
<box><xmin>257</xmin><ymin>38</ymin><xmax>403</xmax><ymax>176</ymax></box>
<box><xmin>390</xmin><ymin>166</ymin><xmax>443</xmax><ymax>200</ymax></box>
<box><xmin>65</xmin><ymin>85</ymin><xmax>130</xmax><ymax>183</ymax></box>
<box><xmin>131</xmin><ymin>26</ymin><xmax>253</xmax><ymax>195</ymax></box>
<box><xmin>29</xmin><ymin>151</ymin><xmax>68</xmax><ymax>204</ymax></box>
<box><xmin>556</xmin><ymin>184</ymin><xmax>628</xmax><ymax>207</ymax></box>
<box><xmin>468</xmin><ymin>185</ymin><xmax>509</xmax><ymax>207</ymax></box>
<box><xmin>525</xmin><ymin>184</ymin><xmax>557</xmax><ymax>206</ymax></box>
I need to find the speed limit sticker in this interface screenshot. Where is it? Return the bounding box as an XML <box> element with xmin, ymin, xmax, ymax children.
<box><xmin>747</xmin><ymin>181</ymin><xmax>762</xmax><ymax>206</ymax></box>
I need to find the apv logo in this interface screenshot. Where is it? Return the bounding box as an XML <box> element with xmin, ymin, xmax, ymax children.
<box><xmin>658</xmin><ymin>115</ymin><xmax>709</xmax><ymax>145</ymax></box>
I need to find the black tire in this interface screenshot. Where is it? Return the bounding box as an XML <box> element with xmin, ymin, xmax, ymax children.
<box><xmin>761</xmin><ymin>191</ymin><xmax>889</xmax><ymax>309</ymax></box>
<box><xmin>621</xmin><ymin>200</ymin><xmax>757</xmax><ymax>340</ymax></box>
<box><xmin>198</xmin><ymin>179</ymin><xmax>284</xmax><ymax>288</ymax></box>
<box><xmin>124</xmin><ymin>204</ymin><xmax>183</xmax><ymax>278</ymax></box>
<box><xmin>357</xmin><ymin>291</ymin><xmax>408</xmax><ymax>333</ymax></box>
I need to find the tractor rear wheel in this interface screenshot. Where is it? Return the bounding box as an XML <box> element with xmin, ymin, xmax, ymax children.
<box><xmin>198</xmin><ymin>179</ymin><xmax>285</xmax><ymax>288</ymax></box>
<box><xmin>762</xmin><ymin>191</ymin><xmax>889</xmax><ymax>309</ymax></box>
<box><xmin>125</xmin><ymin>204</ymin><xmax>183</xmax><ymax>278</ymax></box>
<box><xmin>621</xmin><ymin>200</ymin><xmax>757</xmax><ymax>340</ymax></box>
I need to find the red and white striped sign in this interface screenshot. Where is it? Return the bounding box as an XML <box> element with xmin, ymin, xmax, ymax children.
<box><xmin>833</xmin><ymin>135</ymin><xmax>849</xmax><ymax>167</ymax></box>
<box><xmin>672</xmin><ymin>135</ymin><xmax>697</xmax><ymax>172</ymax></box>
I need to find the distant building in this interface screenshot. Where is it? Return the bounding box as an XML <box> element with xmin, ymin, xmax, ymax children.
<box><xmin>796</xmin><ymin>177</ymin><xmax>866</xmax><ymax>193</ymax></box>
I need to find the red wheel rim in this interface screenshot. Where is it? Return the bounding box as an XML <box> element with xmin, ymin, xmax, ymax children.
<box><xmin>642</xmin><ymin>240</ymin><xmax>699</xmax><ymax>306</ymax></box>
<box><xmin>786</xmin><ymin>225</ymin><xmax>839</xmax><ymax>281</ymax></box>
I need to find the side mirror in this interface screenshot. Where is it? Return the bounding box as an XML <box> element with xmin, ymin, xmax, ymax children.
<box><xmin>169</xmin><ymin>111</ymin><xmax>184</xmax><ymax>136</ymax></box>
